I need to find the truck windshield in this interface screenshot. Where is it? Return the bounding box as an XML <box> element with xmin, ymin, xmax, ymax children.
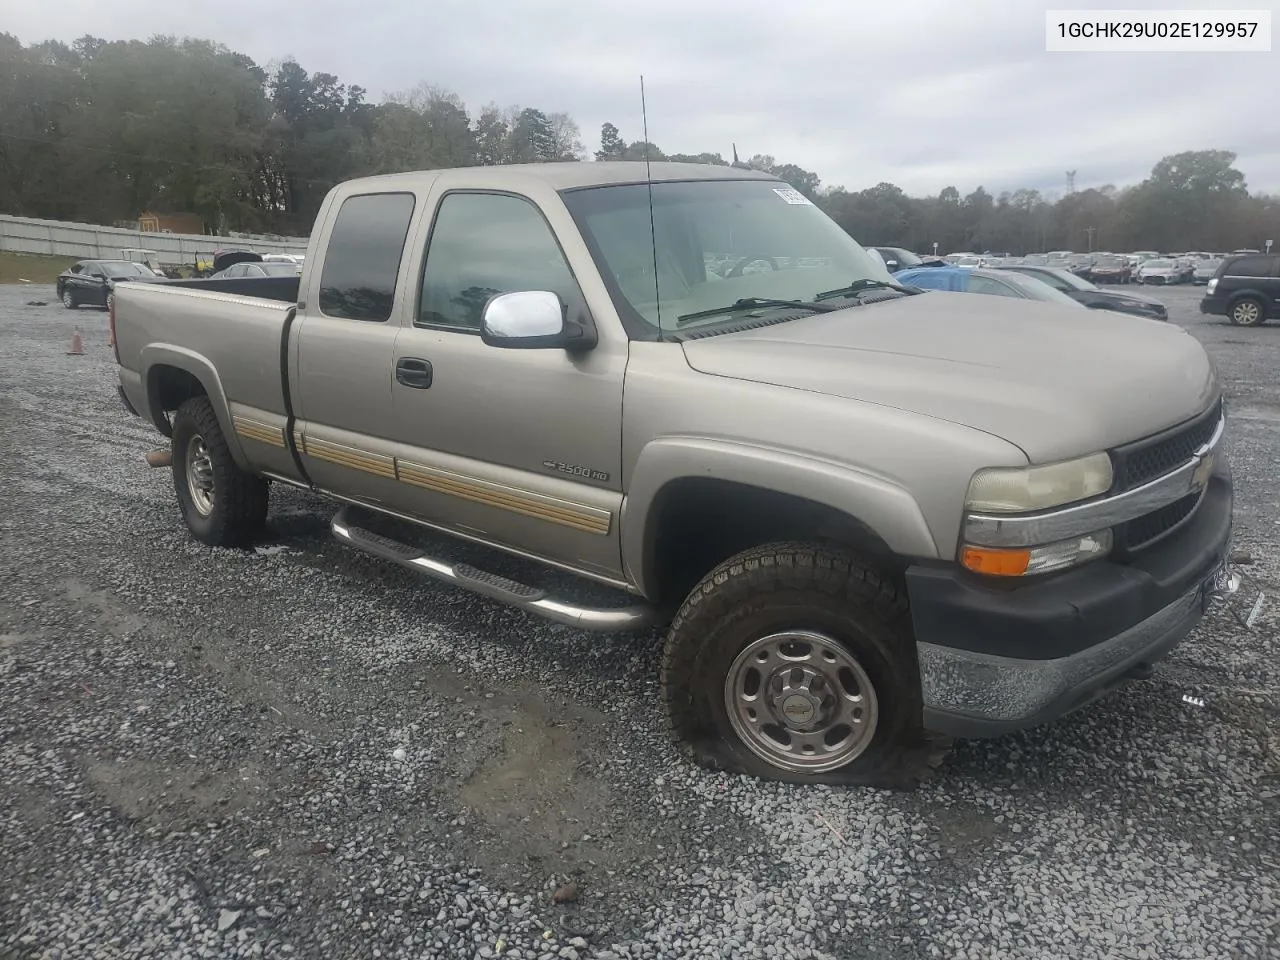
<box><xmin>560</xmin><ymin>178</ymin><xmax>891</xmax><ymax>336</ymax></box>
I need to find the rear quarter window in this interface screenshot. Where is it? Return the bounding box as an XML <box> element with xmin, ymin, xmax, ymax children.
<box><xmin>318</xmin><ymin>192</ymin><xmax>417</xmax><ymax>321</ymax></box>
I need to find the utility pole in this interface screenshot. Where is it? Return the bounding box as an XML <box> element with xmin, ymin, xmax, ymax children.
<box><xmin>1085</xmin><ymin>226</ymin><xmax>1096</xmax><ymax>252</ymax></box>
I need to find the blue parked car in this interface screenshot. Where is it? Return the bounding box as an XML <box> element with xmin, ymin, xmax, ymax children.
<box><xmin>895</xmin><ymin>266</ymin><xmax>1086</xmax><ymax>309</ymax></box>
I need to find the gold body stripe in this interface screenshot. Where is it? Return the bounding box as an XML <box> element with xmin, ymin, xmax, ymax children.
<box><xmin>396</xmin><ymin>460</ymin><xmax>612</xmax><ymax>536</ymax></box>
<box><xmin>232</xmin><ymin>416</ymin><xmax>285</xmax><ymax>448</ymax></box>
<box><xmin>302</xmin><ymin>436</ymin><xmax>397</xmax><ymax>479</ymax></box>
<box><xmin>293</xmin><ymin>429</ymin><xmax>611</xmax><ymax>536</ymax></box>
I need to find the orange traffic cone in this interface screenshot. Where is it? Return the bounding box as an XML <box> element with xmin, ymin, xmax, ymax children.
<box><xmin>67</xmin><ymin>328</ymin><xmax>85</xmax><ymax>355</ymax></box>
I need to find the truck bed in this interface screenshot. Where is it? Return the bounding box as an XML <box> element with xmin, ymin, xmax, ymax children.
<box><xmin>113</xmin><ymin>280</ymin><xmax>297</xmax><ymax>457</ymax></box>
<box><xmin>160</xmin><ymin>275</ymin><xmax>300</xmax><ymax>303</ymax></box>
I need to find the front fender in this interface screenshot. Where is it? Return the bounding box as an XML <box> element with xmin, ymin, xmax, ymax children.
<box><xmin>620</xmin><ymin>436</ymin><xmax>940</xmax><ymax>597</ymax></box>
<box><xmin>139</xmin><ymin>344</ymin><xmax>248</xmax><ymax>469</ymax></box>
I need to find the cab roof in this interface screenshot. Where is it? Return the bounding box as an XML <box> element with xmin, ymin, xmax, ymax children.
<box><xmin>337</xmin><ymin>161</ymin><xmax>780</xmax><ymax>193</ymax></box>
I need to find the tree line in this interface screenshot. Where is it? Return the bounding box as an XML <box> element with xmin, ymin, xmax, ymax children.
<box><xmin>2</xmin><ymin>33</ymin><xmax>1277</xmax><ymax>252</ymax></box>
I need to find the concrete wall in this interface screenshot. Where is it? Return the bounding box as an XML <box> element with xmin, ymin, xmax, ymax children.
<box><xmin>0</xmin><ymin>214</ymin><xmax>309</xmax><ymax>264</ymax></box>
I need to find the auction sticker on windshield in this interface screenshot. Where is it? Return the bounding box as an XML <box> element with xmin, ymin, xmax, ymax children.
<box><xmin>773</xmin><ymin>187</ymin><xmax>813</xmax><ymax>205</ymax></box>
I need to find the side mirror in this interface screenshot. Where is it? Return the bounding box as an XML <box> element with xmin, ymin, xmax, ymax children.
<box><xmin>480</xmin><ymin>291</ymin><xmax>595</xmax><ymax>350</ymax></box>
<box><xmin>885</xmin><ymin>260</ymin><xmax>899</xmax><ymax>270</ymax></box>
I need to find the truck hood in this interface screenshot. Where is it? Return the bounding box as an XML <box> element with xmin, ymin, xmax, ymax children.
<box><xmin>680</xmin><ymin>291</ymin><xmax>1217</xmax><ymax>463</ymax></box>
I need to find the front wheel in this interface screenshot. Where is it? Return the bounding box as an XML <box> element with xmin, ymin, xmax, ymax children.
<box><xmin>170</xmin><ymin>396</ymin><xmax>269</xmax><ymax>546</ymax></box>
<box><xmin>1228</xmin><ymin>297</ymin><xmax>1265</xmax><ymax>327</ymax></box>
<box><xmin>61</xmin><ymin>288</ymin><xmax>77</xmax><ymax>309</ymax></box>
<box><xmin>661</xmin><ymin>542</ymin><xmax>948</xmax><ymax>786</ymax></box>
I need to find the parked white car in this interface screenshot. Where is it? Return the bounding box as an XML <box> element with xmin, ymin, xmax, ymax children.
<box><xmin>1135</xmin><ymin>258</ymin><xmax>1181</xmax><ymax>285</ymax></box>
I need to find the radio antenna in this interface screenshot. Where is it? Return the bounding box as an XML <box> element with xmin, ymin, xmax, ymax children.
<box><xmin>640</xmin><ymin>75</ymin><xmax>663</xmax><ymax>337</ymax></box>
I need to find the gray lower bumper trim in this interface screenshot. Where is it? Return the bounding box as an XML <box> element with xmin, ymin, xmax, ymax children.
<box><xmin>918</xmin><ymin>583</ymin><xmax>1204</xmax><ymax>737</ymax></box>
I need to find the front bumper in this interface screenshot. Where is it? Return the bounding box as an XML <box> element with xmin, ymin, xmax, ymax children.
<box><xmin>1200</xmin><ymin>295</ymin><xmax>1227</xmax><ymax>315</ymax></box>
<box><xmin>906</xmin><ymin>469</ymin><xmax>1233</xmax><ymax>738</ymax></box>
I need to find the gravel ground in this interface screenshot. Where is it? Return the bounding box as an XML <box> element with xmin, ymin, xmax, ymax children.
<box><xmin>1</xmin><ymin>284</ymin><xmax>1277</xmax><ymax>960</ymax></box>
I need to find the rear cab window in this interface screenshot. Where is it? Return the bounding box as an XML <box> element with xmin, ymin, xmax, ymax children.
<box><xmin>318</xmin><ymin>192</ymin><xmax>417</xmax><ymax>321</ymax></box>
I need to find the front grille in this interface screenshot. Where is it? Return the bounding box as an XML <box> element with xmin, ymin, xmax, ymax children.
<box><xmin>1111</xmin><ymin>400</ymin><xmax>1221</xmax><ymax>491</ymax></box>
<box><xmin>1118</xmin><ymin>492</ymin><xmax>1201</xmax><ymax>552</ymax></box>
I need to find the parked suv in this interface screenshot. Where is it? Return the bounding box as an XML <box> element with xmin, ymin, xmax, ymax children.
<box><xmin>1200</xmin><ymin>253</ymin><xmax>1280</xmax><ymax>326</ymax></box>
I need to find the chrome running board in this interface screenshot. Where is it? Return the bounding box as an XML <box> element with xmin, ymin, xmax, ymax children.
<box><xmin>330</xmin><ymin>506</ymin><xmax>659</xmax><ymax>632</ymax></box>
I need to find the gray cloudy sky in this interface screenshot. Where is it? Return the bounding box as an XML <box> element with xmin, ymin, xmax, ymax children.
<box><xmin>5</xmin><ymin>0</ymin><xmax>1278</xmax><ymax>197</ymax></box>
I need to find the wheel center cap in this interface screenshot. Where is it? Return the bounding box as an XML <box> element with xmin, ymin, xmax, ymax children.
<box><xmin>780</xmin><ymin>694</ymin><xmax>818</xmax><ymax>727</ymax></box>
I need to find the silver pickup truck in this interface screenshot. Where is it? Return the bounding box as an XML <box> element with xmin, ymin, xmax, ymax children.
<box><xmin>112</xmin><ymin>161</ymin><xmax>1236</xmax><ymax>785</ymax></box>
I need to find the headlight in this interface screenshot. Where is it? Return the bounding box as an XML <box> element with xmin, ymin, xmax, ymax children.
<box><xmin>1206</xmin><ymin>278</ymin><xmax>1218</xmax><ymax>294</ymax></box>
<box><xmin>965</xmin><ymin>453</ymin><xmax>1113</xmax><ymax>514</ymax></box>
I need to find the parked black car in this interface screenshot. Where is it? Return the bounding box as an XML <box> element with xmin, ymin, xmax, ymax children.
<box><xmin>992</xmin><ymin>264</ymin><xmax>1168</xmax><ymax>321</ymax></box>
<box><xmin>1199</xmin><ymin>253</ymin><xmax>1280</xmax><ymax>326</ymax></box>
<box><xmin>56</xmin><ymin>259</ymin><xmax>167</xmax><ymax>310</ymax></box>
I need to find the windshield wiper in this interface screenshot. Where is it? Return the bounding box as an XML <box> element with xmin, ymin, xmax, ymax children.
<box><xmin>676</xmin><ymin>297</ymin><xmax>840</xmax><ymax>324</ymax></box>
<box><xmin>814</xmin><ymin>278</ymin><xmax>919</xmax><ymax>302</ymax></box>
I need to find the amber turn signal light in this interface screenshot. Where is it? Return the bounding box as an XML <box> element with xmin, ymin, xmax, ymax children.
<box><xmin>961</xmin><ymin>546</ymin><xmax>1032</xmax><ymax>577</ymax></box>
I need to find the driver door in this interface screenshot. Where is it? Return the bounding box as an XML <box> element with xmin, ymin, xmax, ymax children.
<box><xmin>80</xmin><ymin>263</ymin><xmax>109</xmax><ymax>306</ymax></box>
<box><xmin>385</xmin><ymin>189</ymin><xmax>628</xmax><ymax>582</ymax></box>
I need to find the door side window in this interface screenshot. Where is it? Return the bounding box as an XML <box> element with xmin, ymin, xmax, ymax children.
<box><xmin>1029</xmin><ymin>270</ymin><xmax>1071</xmax><ymax>291</ymax></box>
<box><xmin>318</xmin><ymin>192</ymin><xmax>417</xmax><ymax>322</ymax></box>
<box><xmin>417</xmin><ymin>192</ymin><xmax>581</xmax><ymax>331</ymax></box>
<box><xmin>967</xmin><ymin>275</ymin><xmax>1021</xmax><ymax>298</ymax></box>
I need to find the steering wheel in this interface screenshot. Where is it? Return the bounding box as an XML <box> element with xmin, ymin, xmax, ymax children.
<box><xmin>726</xmin><ymin>254</ymin><xmax>780</xmax><ymax>278</ymax></box>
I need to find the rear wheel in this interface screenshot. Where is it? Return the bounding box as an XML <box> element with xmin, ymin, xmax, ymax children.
<box><xmin>170</xmin><ymin>396</ymin><xmax>269</xmax><ymax>546</ymax></box>
<box><xmin>661</xmin><ymin>542</ymin><xmax>949</xmax><ymax>786</ymax></box>
<box><xmin>1228</xmin><ymin>297</ymin><xmax>1265</xmax><ymax>327</ymax></box>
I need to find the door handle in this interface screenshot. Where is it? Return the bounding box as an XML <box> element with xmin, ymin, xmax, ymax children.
<box><xmin>396</xmin><ymin>357</ymin><xmax>433</xmax><ymax>389</ymax></box>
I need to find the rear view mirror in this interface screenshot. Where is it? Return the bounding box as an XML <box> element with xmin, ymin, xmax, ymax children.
<box><xmin>885</xmin><ymin>260</ymin><xmax>899</xmax><ymax>270</ymax></box>
<box><xmin>480</xmin><ymin>291</ymin><xmax>595</xmax><ymax>350</ymax></box>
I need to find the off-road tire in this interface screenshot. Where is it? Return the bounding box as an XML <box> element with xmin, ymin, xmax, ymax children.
<box><xmin>170</xmin><ymin>396</ymin><xmax>269</xmax><ymax>547</ymax></box>
<box><xmin>1228</xmin><ymin>297</ymin><xmax>1266</xmax><ymax>327</ymax></box>
<box><xmin>661</xmin><ymin>541</ymin><xmax>951</xmax><ymax>788</ymax></box>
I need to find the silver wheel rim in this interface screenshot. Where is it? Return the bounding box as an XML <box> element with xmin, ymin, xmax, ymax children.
<box><xmin>1234</xmin><ymin>302</ymin><xmax>1260</xmax><ymax>324</ymax></box>
<box><xmin>185</xmin><ymin>434</ymin><xmax>215</xmax><ymax>516</ymax></box>
<box><xmin>724</xmin><ymin>630</ymin><xmax>879</xmax><ymax>774</ymax></box>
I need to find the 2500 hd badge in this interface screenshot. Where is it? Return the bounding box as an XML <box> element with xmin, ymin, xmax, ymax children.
<box><xmin>542</xmin><ymin>459</ymin><xmax>610</xmax><ymax>483</ymax></box>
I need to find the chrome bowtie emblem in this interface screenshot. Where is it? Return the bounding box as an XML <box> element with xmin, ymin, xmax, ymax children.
<box><xmin>1190</xmin><ymin>449</ymin><xmax>1214</xmax><ymax>491</ymax></box>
